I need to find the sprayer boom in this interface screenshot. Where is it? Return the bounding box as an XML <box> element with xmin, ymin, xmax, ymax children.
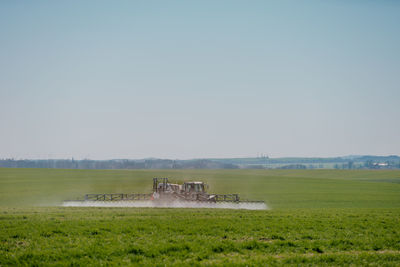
<box><xmin>67</xmin><ymin>177</ymin><xmax>264</xmax><ymax>205</ymax></box>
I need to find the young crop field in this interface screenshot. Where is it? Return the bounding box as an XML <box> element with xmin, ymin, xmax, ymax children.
<box><xmin>1</xmin><ymin>168</ymin><xmax>400</xmax><ymax>265</ymax></box>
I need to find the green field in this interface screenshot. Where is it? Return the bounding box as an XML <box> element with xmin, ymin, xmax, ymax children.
<box><xmin>1</xmin><ymin>168</ymin><xmax>400</xmax><ymax>265</ymax></box>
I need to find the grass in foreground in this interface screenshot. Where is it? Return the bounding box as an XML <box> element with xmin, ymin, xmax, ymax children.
<box><xmin>1</xmin><ymin>207</ymin><xmax>400</xmax><ymax>266</ymax></box>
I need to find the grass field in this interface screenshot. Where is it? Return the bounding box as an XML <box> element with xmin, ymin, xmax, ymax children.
<box><xmin>1</xmin><ymin>168</ymin><xmax>400</xmax><ymax>265</ymax></box>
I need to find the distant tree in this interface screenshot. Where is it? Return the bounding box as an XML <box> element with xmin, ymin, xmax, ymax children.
<box><xmin>278</xmin><ymin>164</ymin><xmax>307</xmax><ymax>170</ymax></box>
<box><xmin>364</xmin><ymin>160</ymin><xmax>373</xmax><ymax>169</ymax></box>
<box><xmin>348</xmin><ymin>161</ymin><xmax>354</xmax><ymax>169</ymax></box>
<box><xmin>334</xmin><ymin>164</ymin><xmax>340</xmax><ymax>169</ymax></box>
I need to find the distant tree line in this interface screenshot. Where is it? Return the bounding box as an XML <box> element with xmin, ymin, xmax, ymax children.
<box><xmin>0</xmin><ymin>156</ymin><xmax>399</xmax><ymax>170</ymax></box>
<box><xmin>0</xmin><ymin>159</ymin><xmax>239</xmax><ymax>170</ymax></box>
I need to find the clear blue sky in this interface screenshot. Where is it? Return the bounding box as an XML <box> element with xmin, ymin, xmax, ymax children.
<box><xmin>1</xmin><ymin>1</ymin><xmax>399</xmax><ymax>159</ymax></box>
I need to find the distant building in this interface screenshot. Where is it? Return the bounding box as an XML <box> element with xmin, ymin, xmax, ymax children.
<box><xmin>372</xmin><ymin>162</ymin><xmax>389</xmax><ymax>168</ymax></box>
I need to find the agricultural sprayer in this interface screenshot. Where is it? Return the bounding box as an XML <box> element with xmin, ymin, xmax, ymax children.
<box><xmin>64</xmin><ymin>178</ymin><xmax>266</xmax><ymax>209</ymax></box>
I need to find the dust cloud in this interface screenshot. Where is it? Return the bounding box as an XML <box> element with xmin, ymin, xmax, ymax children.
<box><xmin>62</xmin><ymin>200</ymin><xmax>268</xmax><ymax>210</ymax></box>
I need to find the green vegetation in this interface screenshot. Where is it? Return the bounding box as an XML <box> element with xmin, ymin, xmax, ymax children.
<box><xmin>2</xmin><ymin>208</ymin><xmax>400</xmax><ymax>266</ymax></box>
<box><xmin>1</xmin><ymin>168</ymin><xmax>400</xmax><ymax>265</ymax></box>
<box><xmin>1</xmin><ymin>168</ymin><xmax>399</xmax><ymax>209</ymax></box>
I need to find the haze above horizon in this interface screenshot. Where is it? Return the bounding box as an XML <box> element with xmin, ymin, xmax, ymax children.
<box><xmin>1</xmin><ymin>1</ymin><xmax>399</xmax><ymax>160</ymax></box>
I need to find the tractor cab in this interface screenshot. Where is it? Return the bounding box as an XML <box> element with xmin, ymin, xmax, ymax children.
<box><xmin>182</xmin><ymin>182</ymin><xmax>207</xmax><ymax>193</ymax></box>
